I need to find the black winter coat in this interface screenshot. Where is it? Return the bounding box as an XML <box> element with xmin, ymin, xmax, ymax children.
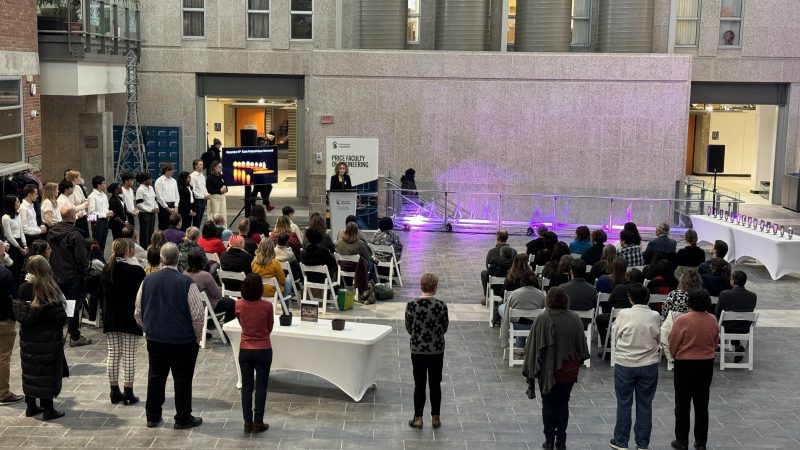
<box><xmin>101</xmin><ymin>261</ymin><xmax>146</xmax><ymax>335</ymax></box>
<box><xmin>47</xmin><ymin>222</ymin><xmax>89</xmax><ymax>284</ymax></box>
<box><xmin>14</xmin><ymin>283</ymin><xmax>67</xmax><ymax>399</ymax></box>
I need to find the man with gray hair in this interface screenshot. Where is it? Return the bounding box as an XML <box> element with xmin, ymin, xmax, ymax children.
<box><xmin>642</xmin><ymin>222</ymin><xmax>677</xmax><ymax>264</ymax></box>
<box><xmin>135</xmin><ymin>243</ymin><xmax>204</xmax><ymax>430</ymax></box>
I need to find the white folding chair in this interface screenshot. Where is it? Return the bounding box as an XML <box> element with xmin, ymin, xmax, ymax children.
<box><xmin>643</xmin><ymin>278</ymin><xmax>651</xmax><ymax>288</ymax></box>
<box><xmin>541</xmin><ymin>277</ymin><xmax>551</xmax><ymax>289</ymax></box>
<box><xmin>263</xmin><ymin>277</ymin><xmax>293</xmax><ymax>315</ymax></box>
<box><xmin>369</xmin><ymin>244</ymin><xmax>403</xmax><ymax>288</ymax></box>
<box><xmin>575</xmin><ymin>309</ymin><xmax>595</xmax><ymax>368</ymax></box>
<box><xmin>649</xmin><ymin>293</ymin><xmax>668</xmax><ymax>305</ymax></box>
<box><xmin>200</xmin><ymin>292</ymin><xmax>227</xmax><ymax>349</ymax></box>
<box><xmin>505</xmin><ymin>309</ymin><xmax>543</xmax><ymax>367</ymax></box>
<box><xmin>279</xmin><ymin>260</ymin><xmax>302</xmax><ymax>298</ymax></box>
<box><xmin>629</xmin><ymin>266</ymin><xmax>645</xmax><ymax>272</ymax></box>
<box><xmin>595</xmin><ymin>293</ymin><xmax>610</xmax><ymax>346</ymax></box>
<box><xmin>486</xmin><ymin>276</ymin><xmax>505</xmax><ymax>326</ymax></box>
<box><xmin>570</xmin><ymin>253</ymin><xmax>582</xmax><ymax>259</ymax></box>
<box><xmin>718</xmin><ymin>310</ymin><xmax>759</xmax><ymax>371</ymax></box>
<box><xmin>205</xmin><ymin>252</ymin><xmax>219</xmax><ymax>264</ymax></box>
<box><xmin>334</xmin><ymin>253</ymin><xmax>361</xmax><ymax>300</ymax></box>
<box><xmin>217</xmin><ymin>269</ymin><xmax>245</xmax><ymax>298</ymax></box>
<box><xmin>299</xmin><ymin>263</ymin><xmax>337</xmax><ymax>313</ymax></box>
<box><xmin>602</xmin><ymin>308</ymin><xmax>623</xmax><ymax>365</ymax></box>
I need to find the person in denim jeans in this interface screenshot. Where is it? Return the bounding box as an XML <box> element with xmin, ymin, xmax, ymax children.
<box><xmin>609</xmin><ymin>283</ymin><xmax>661</xmax><ymax>450</ymax></box>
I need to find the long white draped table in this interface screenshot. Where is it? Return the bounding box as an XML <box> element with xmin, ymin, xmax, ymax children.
<box><xmin>222</xmin><ymin>316</ymin><xmax>392</xmax><ymax>402</ymax></box>
<box><xmin>690</xmin><ymin>214</ymin><xmax>800</xmax><ymax>280</ymax></box>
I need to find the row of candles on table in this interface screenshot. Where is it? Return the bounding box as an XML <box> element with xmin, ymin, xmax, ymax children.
<box><xmin>707</xmin><ymin>206</ymin><xmax>793</xmax><ymax>239</ymax></box>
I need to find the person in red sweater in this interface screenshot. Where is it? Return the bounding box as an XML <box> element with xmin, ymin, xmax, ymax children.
<box><xmin>235</xmin><ymin>273</ymin><xmax>274</xmax><ymax>434</ymax></box>
<box><xmin>668</xmin><ymin>290</ymin><xmax>719</xmax><ymax>450</ymax></box>
<box><xmin>197</xmin><ymin>221</ymin><xmax>226</xmax><ymax>257</ymax></box>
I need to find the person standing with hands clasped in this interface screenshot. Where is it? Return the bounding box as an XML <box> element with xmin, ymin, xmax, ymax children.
<box><xmin>405</xmin><ymin>273</ymin><xmax>448</xmax><ymax>430</ymax></box>
<box><xmin>522</xmin><ymin>286</ymin><xmax>589</xmax><ymax>450</ymax></box>
<box><xmin>608</xmin><ymin>283</ymin><xmax>661</xmax><ymax>450</ymax></box>
<box><xmin>154</xmin><ymin>164</ymin><xmax>180</xmax><ymax>231</ymax></box>
<box><xmin>236</xmin><ymin>273</ymin><xmax>274</xmax><ymax>433</ymax></box>
<box><xmin>206</xmin><ymin>161</ymin><xmax>228</xmax><ymax>226</ymax></box>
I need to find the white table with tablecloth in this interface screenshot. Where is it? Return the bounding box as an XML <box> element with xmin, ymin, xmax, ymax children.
<box><xmin>222</xmin><ymin>316</ymin><xmax>392</xmax><ymax>402</ymax></box>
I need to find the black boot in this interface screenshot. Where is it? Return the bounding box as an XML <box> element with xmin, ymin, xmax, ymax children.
<box><xmin>110</xmin><ymin>386</ymin><xmax>122</xmax><ymax>404</ymax></box>
<box><xmin>41</xmin><ymin>398</ymin><xmax>65</xmax><ymax>421</ymax></box>
<box><xmin>122</xmin><ymin>387</ymin><xmax>139</xmax><ymax>405</ymax></box>
<box><xmin>24</xmin><ymin>396</ymin><xmax>42</xmax><ymax>417</ymax></box>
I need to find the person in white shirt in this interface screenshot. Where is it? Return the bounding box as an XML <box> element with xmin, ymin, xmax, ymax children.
<box><xmin>41</xmin><ymin>182</ymin><xmax>62</xmax><ymax>227</ymax></box>
<box><xmin>66</xmin><ymin>170</ymin><xmax>90</xmax><ymax>237</ymax></box>
<box><xmin>19</xmin><ymin>184</ymin><xmax>47</xmax><ymax>244</ymax></box>
<box><xmin>154</xmin><ymin>163</ymin><xmax>179</xmax><ymax>231</ymax></box>
<box><xmin>120</xmin><ymin>172</ymin><xmax>138</xmax><ymax>229</ymax></box>
<box><xmin>2</xmin><ymin>195</ymin><xmax>27</xmax><ymax>281</ymax></box>
<box><xmin>189</xmin><ymin>159</ymin><xmax>210</xmax><ymax>228</ymax></box>
<box><xmin>281</xmin><ymin>205</ymin><xmax>302</xmax><ymax>238</ymax></box>
<box><xmin>87</xmin><ymin>175</ymin><xmax>114</xmax><ymax>250</ymax></box>
<box><xmin>134</xmin><ymin>172</ymin><xmax>159</xmax><ymax>248</ymax></box>
<box><xmin>608</xmin><ymin>283</ymin><xmax>661</xmax><ymax>450</ymax></box>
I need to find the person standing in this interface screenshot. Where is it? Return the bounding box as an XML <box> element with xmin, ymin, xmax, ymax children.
<box><xmin>177</xmin><ymin>172</ymin><xmax>196</xmax><ymax>232</ymax></box>
<box><xmin>108</xmin><ymin>183</ymin><xmax>131</xmax><ymax>241</ymax></box>
<box><xmin>522</xmin><ymin>286</ymin><xmax>590</xmax><ymax>450</ymax></box>
<box><xmin>236</xmin><ymin>273</ymin><xmax>274</xmax><ymax>433</ymax></box>
<box><xmin>154</xmin><ymin>164</ymin><xmax>180</xmax><ymax>231</ymax></box>
<box><xmin>135</xmin><ymin>172</ymin><xmax>159</xmax><ymax>248</ymax></box>
<box><xmin>2</xmin><ymin>195</ymin><xmax>27</xmax><ymax>282</ymax></box>
<box><xmin>48</xmin><ymin>206</ymin><xmax>92</xmax><ymax>347</ymax></box>
<box><xmin>87</xmin><ymin>176</ymin><xmax>113</xmax><ymax>251</ymax></box>
<box><xmin>19</xmin><ymin>184</ymin><xmax>47</xmax><ymax>245</ymax></box>
<box><xmin>134</xmin><ymin>243</ymin><xmax>204</xmax><ymax>429</ymax></box>
<box><xmin>0</xmin><ymin>255</ymin><xmax>22</xmax><ymax>405</ymax></box>
<box><xmin>40</xmin><ymin>182</ymin><xmax>61</xmax><ymax>228</ymax></box>
<box><xmin>329</xmin><ymin>162</ymin><xmax>352</xmax><ymax>191</ymax></box>
<box><xmin>65</xmin><ymin>170</ymin><xmax>90</xmax><ymax>237</ymax></box>
<box><xmin>189</xmin><ymin>160</ymin><xmax>210</xmax><ymax>228</ymax></box>
<box><xmin>206</xmin><ymin>161</ymin><xmax>228</xmax><ymax>227</ymax></box>
<box><xmin>668</xmin><ymin>290</ymin><xmax>719</xmax><ymax>450</ymax></box>
<box><xmin>13</xmin><ymin>256</ymin><xmax>67</xmax><ymax>420</ymax></box>
<box><xmin>102</xmin><ymin>239</ymin><xmax>146</xmax><ymax>406</ymax></box>
<box><xmin>120</xmin><ymin>173</ymin><xmax>137</xmax><ymax>230</ymax></box>
<box><xmin>202</xmin><ymin>138</ymin><xmax>222</xmax><ymax>175</ymax></box>
<box><xmin>608</xmin><ymin>284</ymin><xmax>661</xmax><ymax>450</ymax></box>
<box><xmin>405</xmin><ymin>273</ymin><xmax>449</xmax><ymax>430</ymax></box>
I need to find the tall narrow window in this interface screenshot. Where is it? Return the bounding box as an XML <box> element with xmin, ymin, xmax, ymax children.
<box><xmin>571</xmin><ymin>0</ymin><xmax>591</xmax><ymax>46</ymax></box>
<box><xmin>407</xmin><ymin>0</ymin><xmax>420</xmax><ymax>44</ymax></box>
<box><xmin>507</xmin><ymin>0</ymin><xmax>516</xmax><ymax>46</ymax></box>
<box><xmin>247</xmin><ymin>0</ymin><xmax>270</xmax><ymax>39</ymax></box>
<box><xmin>290</xmin><ymin>0</ymin><xmax>313</xmax><ymax>40</ymax></box>
<box><xmin>719</xmin><ymin>0</ymin><xmax>742</xmax><ymax>47</ymax></box>
<box><xmin>182</xmin><ymin>0</ymin><xmax>204</xmax><ymax>38</ymax></box>
<box><xmin>675</xmin><ymin>0</ymin><xmax>701</xmax><ymax>46</ymax></box>
<box><xmin>0</xmin><ymin>79</ymin><xmax>23</xmax><ymax>166</ymax></box>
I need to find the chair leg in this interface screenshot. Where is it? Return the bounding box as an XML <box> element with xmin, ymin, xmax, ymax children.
<box><xmin>201</xmin><ymin>307</ymin><xmax>209</xmax><ymax>349</ymax></box>
<box><xmin>720</xmin><ymin>336</ymin><xmax>726</xmax><ymax>370</ymax></box>
<box><xmin>748</xmin><ymin>337</ymin><xmax>754</xmax><ymax>371</ymax></box>
<box><xmin>395</xmin><ymin>263</ymin><xmax>403</xmax><ymax>287</ymax></box>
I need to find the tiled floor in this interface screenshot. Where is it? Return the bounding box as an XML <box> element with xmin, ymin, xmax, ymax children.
<box><xmin>2</xmin><ymin>232</ymin><xmax>800</xmax><ymax>449</ymax></box>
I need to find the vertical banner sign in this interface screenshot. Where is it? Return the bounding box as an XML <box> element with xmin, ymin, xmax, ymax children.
<box><xmin>326</xmin><ymin>137</ymin><xmax>380</xmax><ymax>229</ymax></box>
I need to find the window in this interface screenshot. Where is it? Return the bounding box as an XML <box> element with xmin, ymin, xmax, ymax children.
<box><xmin>0</xmin><ymin>79</ymin><xmax>23</xmax><ymax>166</ymax></box>
<box><xmin>182</xmin><ymin>0</ymin><xmax>204</xmax><ymax>38</ymax></box>
<box><xmin>407</xmin><ymin>0</ymin><xmax>419</xmax><ymax>44</ymax></box>
<box><xmin>507</xmin><ymin>0</ymin><xmax>516</xmax><ymax>46</ymax></box>
<box><xmin>247</xmin><ymin>0</ymin><xmax>270</xmax><ymax>39</ymax></box>
<box><xmin>290</xmin><ymin>0</ymin><xmax>312</xmax><ymax>40</ymax></box>
<box><xmin>719</xmin><ymin>0</ymin><xmax>742</xmax><ymax>47</ymax></box>
<box><xmin>571</xmin><ymin>0</ymin><xmax>591</xmax><ymax>46</ymax></box>
<box><xmin>675</xmin><ymin>0</ymin><xmax>700</xmax><ymax>46</ymax></box>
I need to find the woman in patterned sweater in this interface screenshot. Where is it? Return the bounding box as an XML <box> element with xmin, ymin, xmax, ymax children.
<box><xmin>405</xmin><ymin>273</ymin><xmax>449</xmax><ymax>430</ymax></box>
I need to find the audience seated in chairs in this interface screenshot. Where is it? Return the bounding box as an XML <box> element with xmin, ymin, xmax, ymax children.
<box><xmin>701</xmin><ymin>257</ymin><xmax>731</xmax><ymax>297</ymax></box>
<box><xmin>525</xmin><ymin>225</ymin><xmax>549</xmax><ymax>259</ymax></box>
<box><xmin>303</xmin><ymin>212</ymin><xmax>336</xmax><ymax>252</ymax></box>
<box><xmin>542</xmin><ymin>242</ymin><xmax>570</xmax><ymax>280</ymax></box>
<box><xmin>480</xmin><ymin>230</ymin><xmax>517</xmax><ymax>304</ymax></box>
<box><xmin>198</xmin><ymin>220</ymin><xmax>226</xmax><ymax>257</ymax></box>
<box><xmin>163</xmin><ymin>214</ymin><xmax>185</xmax><ymax>245</ymax></box>
<box><xmin>236</xmin><ymin>219</ymin><xmax>258</xmax><ymax>255</ymax></box>
<box><xmin>498</xmin><ymin>271</ymin><xmax>544</xmax><ymax>353</ymax></box>
<box><xmin>185</xmin><ymin>250</ymin><xmax>235</xmax><ymax>324</ymax></box>
<box><xmin>661</xmin><ymin>269</ymin><xmax>703</xmax><ymax>320</ymax></box>
<box><xmin>699</xmin><ymin>240</ymin><xmax>728</xmax><ymax>275</ymax></box>
<box><xmin>505</xmin><ymin>254</ymin><xmax>538</xmax><ymax>292</ymax></box>
<box><xmin>299</xmin><ymin>227</ymin><xmax>337</xmax><ymax>284</ymax></box>
<box><xmin>715</xmin><ymin>270</ymin><xmax>757</xmax><ymax>363</ymax></box>
<box><xmin>371</xmin><ymin>217</ymin><xmax>403</xmax><ymax>262</ymax></box>
<box><xmin>646</xmin><ymin>259</ymin><xmax>678</xmax><ymax>295</ymax></box>
<box><xmin>336</xmin><ymin>222</ymin><xmax>379</xmax><ymax>285</ymax></box>
<box><xmin>219</xmin><ymin>235</ymin><xmax>254</xmax><ymax>292</ymax></box>
<box><xmin>269</xmin><ymin>216</ymin><xmax>302</xmax><ymax>255</ymax></box>
<box><xmin>248</xmin><ymin>204</ymin><xmax>271</xmax><ymax>239</ymax></box>
<box><xmin>144</xmin><ymin>247</ymin><xmax>161</xmax><ymax>274</ymax></box>
<box><xmin>581</xmin><ymin>229</ymin><xmax>607</xmax><ymax>266</ymax></box>
<box><xmin>213</xmin><ymin>213</ymin><xmax>233</xmax><ymax>243</ymax></box>
<box><xmin>533</xmin><ymin>231</ymin><xmax>559</xmax><ymax>267</ymax></box>
<box><xmin>643</xmin><ymin>222</ymin><xmax>677</xmax><ymax>265</ymax></box>
<box><xmin>675</xmin><ymin>229</ymin><xmax>706</xmax><ymax>267</ymax></box>
<box><xmin>252</xmin><ymin>239</ymin><xmax>291</xmax><ymax>299</ymax></box>
<box><xmin>596</xmin><ymin>254</ymin><xmax>628</xmax><ymax>296</ymax></box>
<box><xmin>569</xmin><ymin>225</ymin><xmax>592</xmax><ymax>256</ymax></box>
<box><xmin>177</xmin><ymin>227</ymin><xmax>208</xmax><ymax>273</ymax></box>
<box><xmin>617</xmin><ymin>229</ymin><xmax>644</xmax><ymax>268</ymax></box>
<box><xmin>621</xmin><ymin>222</ymin><xmax>642</xmax><ymax>248</ymax></box>
<box><xmin>547</xmin><ymin>255</ymin><xmax>572</xmax><ymax>291</ymax></box>
<box><xmin>560</xmin><ymin>258</ymin><xmax>597</xmax><ymax>329</ymax></box>
<box><xmin>588</xmin><ymin>244</ymin><xmax>616</xmax><ymax>286</ymax></box>
<box><xmin>274</xmin><ymin>233</ymin><xmax>302</xmax><ymax>281</ymax></box>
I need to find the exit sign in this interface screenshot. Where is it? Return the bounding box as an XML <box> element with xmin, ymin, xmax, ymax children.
<box><xmin>321</xmin><ymin>115</ymin><xmax>334</xmax><ymax>124</ymax></box>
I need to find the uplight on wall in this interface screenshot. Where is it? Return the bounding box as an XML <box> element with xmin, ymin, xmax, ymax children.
<box><xmin>257</xmin><ymin>97</ymin><xmax>266</xmax><ymax>104</ymax></box>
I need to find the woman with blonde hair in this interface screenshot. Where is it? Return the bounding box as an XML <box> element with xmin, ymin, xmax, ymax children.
<box><xmin>101</xmin><ymin>239</ymin><xmax>146</xmax><ymax>405</ymax></box>
<box><xmin>13</xmin><ymin>255</ymin><xmax>68</xmax><ymax>420</ymax></box>
<box><xmin>329</xmin><ymin>162</ymin><xmax>351</xmax><ymax>191</ymax></box>
<box><xmin>65</xmin><ymin>170</ymin><xmax>90</xmax><ymax>236</ymax></box>
<box><xmin>178</xmin><ymin>226</ymin><xmax>208</xmax><ymax>272</ymax></box>
<box><xmin>269</xmin><ymin>215</ymin><xmax>302</xmax><ymax>254</ymax></box>
<box><xmin>40</xmin><ymin>182</ymin><xmax>61</xmax><ymax>227</ymax></box>
<box><xmin>251</xmin><ymin>239</ymin><xmax>289</xmax><ymax>298</ymax></box>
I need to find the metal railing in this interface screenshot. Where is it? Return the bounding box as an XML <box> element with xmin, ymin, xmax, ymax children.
<box><xmin>383</xmin><ymin>176</ymin><xmax>743</xmax><ymax>234</ymax></box>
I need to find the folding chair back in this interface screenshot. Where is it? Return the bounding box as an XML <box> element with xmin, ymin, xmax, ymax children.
<box><xmin>486</xmin><ymin>276</ymin><xmax>505</xmax><ymax>326</ymax></box>
<box><xmin>279</xmin><ymin>260</ymin><xmax>302</xmax><ymax>298</ymax></box>
<box><xmin>649</xmin><ymin>293</ymin><xmax>668</xmax><ymax>305</ymax></box>
<box><xmin>369</xmin><ymin>244</ymin><xmax>403</xmax><ymax>288</ymax></box>
<box><xmin>200</xmin><ymin>292</ymin><xmax>228</xmax><ymax>349</ymax></box>
<box><xmin>718</xmin><ymin>310</ymin><xmax>759</xmax><ymax>371</ymax></box>
<box><xmin>507</xmin><ymin>308</ymin><xmax>543</xmax><ymax>367</ymax></box>
<box><xmin>299</xmin><ymin>263</ymin><xmax>337</xmax><ymax>313</ymax></box>
<box><xmin>263</xmin><ymin>277</ymin><xmax>293</xmax><ymax>314</ymax></box>
<box><xmin>596</xmin><ymin>293</ymin><xmax>610</xmax><ymax>346</ymax></box>
<box><xmin>602</xmin><ymin>308</ymin><xmax>623</xmax><ymax>365</ymax></box>
<box><xmin>574</xmin><ymin>309</ymin><xmax>595</xmax><ymax>368</ymax></box>
<box><xmin>629</xmin><ymin>265</ymin><xmax>645</xmax><ymax>272</ymax></box>
<box><xmin>334</xmin><ymin>252</ymin><xmax>360</xmax><ymax>294</ymax></box>
<box><xmin>205</xmin><ymin>252</ymin><xmax>219</xmax><ymax>264</ymax></box>
<box><xmin>217</xmin><ymin>269</ymin><xmax>245</xmax><ymax>298</ymax></box>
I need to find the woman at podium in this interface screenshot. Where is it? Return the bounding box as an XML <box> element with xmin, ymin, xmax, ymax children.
<box><xmin>329</xmin><ymin>162</ymin><xmax>352</xmax><ymax>191</ymax></box>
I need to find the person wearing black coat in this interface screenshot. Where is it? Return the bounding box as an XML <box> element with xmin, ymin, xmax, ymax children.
<box><xmin>299</xmin><ymin>228</ymin><xmax>337</xmax><ymax>284</ymax></box>
<box><xmin>0</xmin><ymin>261</ymin><xmax>21</xmax><ymax>404</ymax></box>
<box><xmin>330</xmin><ymin>162</ymin><xmax>352</xmax><ymax>191</ymax></box>
<box><xmin>219</xmin><ymin>236</ymin><xmax>254</xmax><ymax>292</ymax></box>
<box><xmin>177</xmin><ymin>172</ymin><xmax>196</xmax><ymax>232</ymax></box>
<box><xmin>13</xmin><ymin>255</ymin><xmax>67</xmax><ymax>420</ymax></box>
<box><xmin>102</xmin><ymin>239</ymin><xmax>146</xmax><ymax>406</ymax></box>
<box><xmin>108</xmin><ymin>183</ymin><xmax>131</xmax><ymax>240</ymax></box>
<box><xmin>248</xmin><ymin>205</ymin><xmax>271</xmax><ymax>237</ymax></box>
